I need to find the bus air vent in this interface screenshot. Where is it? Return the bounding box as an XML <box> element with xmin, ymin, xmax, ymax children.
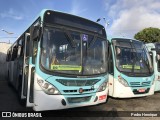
<box><xmin>130</xmin><ymin>82</ymin><xmax>141</xmax><ymax>86</ymax></box>
<box><xmin>67</xmin><ymin>96</ymin><xmax>91</xmax><ymax>103</ymax></box>
<box><xmin>142</xmin><ymin>81</ymin><xmax>151</xmax><ymax>86</ymax></box>
<box><xmin>56</xmin><ymin>79</ymin><xmax>100</xmax><ymax>86</ymax></box>
<box><xmin>63</xmin><ymin>88</ymin><xmax>94</xmax><ymax>93</ymax></box>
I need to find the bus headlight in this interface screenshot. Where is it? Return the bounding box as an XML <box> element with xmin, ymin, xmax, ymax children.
<box><xmin>118</xmin><ymin>75</ymin><xmax>129</xmax><ymax>87</ymax></box>
<box><xmin>37</xmin><ymin>79</ymin><xmax>60</xmax><ymax>95</ymax></box>
<box><xmin>97</xmin><ymin>81</ymin><xmax>108</xmax><ymax>92</ymax></box>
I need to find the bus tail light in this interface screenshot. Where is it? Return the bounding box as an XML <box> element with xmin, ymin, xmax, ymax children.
<box><xmin>118</xmin><ymin>75</ymin><xmax>129</xmax><ymax>87</ymax></box>
<box><xmin>37</xmin><ymin>79</ymin><xmax>60</xmax><ymax>95</ymax></box>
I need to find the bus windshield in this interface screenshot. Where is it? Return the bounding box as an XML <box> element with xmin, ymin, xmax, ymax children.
<box><xmin>155</xmin><ymin>43</ymin><xmax>160</xmax><ymax>72</ymax></box>
<box><xmin>41</xmin><ymin>27</ymin><xmax>107</xmax><ymax>76</ymax></box>
<box><xmin>113</xmin><ymin>39</ymin><xmax>153</xmax><ymax>76</ymax></box>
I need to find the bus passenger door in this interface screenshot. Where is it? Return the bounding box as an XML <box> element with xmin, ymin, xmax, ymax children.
<box><xmin>108</xmin><ymin>45</ymin><xmax>114</xmax><ymax>96</ymax></box>
<box><xmin>25</xmin><ymin>21</ymin><xmax>40</xmax><ymax>107</ymax></box>
<box><xmin>21</xmin><ymin>33</ymin><xmax>34</xmax><ymax>107</ymax></box>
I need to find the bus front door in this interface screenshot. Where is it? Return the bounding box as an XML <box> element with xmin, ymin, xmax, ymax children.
<box><xmin>21</xmin><ymin>33</ymin><xmax>34</xmax><ymax>107</ymax></box>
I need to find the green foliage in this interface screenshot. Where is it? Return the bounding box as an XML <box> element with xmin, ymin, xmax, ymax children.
<box><xmin>134</xmin><ymin>27</ymin><xmax>160</xmax><ymax>43</ymax></box>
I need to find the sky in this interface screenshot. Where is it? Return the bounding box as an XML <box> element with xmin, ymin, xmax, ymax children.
<box><xmin>0</xmin><ymin>0</ymin><xmax>160</xmax><ymax>43</ymax></box>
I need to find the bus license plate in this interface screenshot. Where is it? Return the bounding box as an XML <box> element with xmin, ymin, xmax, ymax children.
<box><xmin>138</xmin><ymin>89</ymin><xmax>145</xmax><ymax>93</ymax></box>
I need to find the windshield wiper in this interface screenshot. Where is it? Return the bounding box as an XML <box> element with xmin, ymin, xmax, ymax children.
<box><xmin>133</xmin><ymin>47</ymin><xmax>151</xmax><ymax>74</ymax></box>
<box><xmin>132</xmin><ymin>43</ymin><xmax>151</xmax><ymax>73</ymax></box>
<box><xmin>63</xmin><ymin>29</ymin><xmax>76</xmax><ymax>48</ymax></box>
<box><xmin>141</xmin><ymin>57</ymin><xmax>151</xmax><ymax>74</ymax></box>
<box><xmin>88</xmin><ymin>34</ymin><xmax>98</xmax><ymax>49</ymax></box>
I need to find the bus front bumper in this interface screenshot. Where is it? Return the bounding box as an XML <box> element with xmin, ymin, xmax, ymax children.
<box><xmin>112</xmin><ymin>79</ymin><xmax>155</xmax><ymax>98</ymax></box>
<box><xmin>33</xmin><ymin>89</ymin><xmax>108</xmax><ymax>111</ymax></box>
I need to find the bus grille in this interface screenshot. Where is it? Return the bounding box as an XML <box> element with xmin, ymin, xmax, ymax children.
<box><xmin>130</xmin><ymin>81</ymin><xmax>151</xmax><ymax>87</ymax></box>
<box><xmin>130</xmin><ymin>82</ymin><xmax>141</xmax><ymax>86</ymax></box>
<box><xmin>142</xmin><ymin>81</ymin><xmax>151</xmax><ymax>86</ymax></box>
<box><xmin>63</xmin><ymin>88</ymin><xmax>94</xmax><ymax>93</ymax></box>
<box><xmin>67</xmin><ymin>96</ymin><xmax>91</xmax><ymax>103</ymax></box>
<box><xmin>56</xmin><ymin>79</ymin><xmax>100</xmax><ymax>86</ymax></box>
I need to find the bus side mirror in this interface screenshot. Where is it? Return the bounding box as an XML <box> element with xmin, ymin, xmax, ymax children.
<box><xmin>32</xmin><ymin>26</ymin><xmax>41</xmax><ymax>41</ymax></box>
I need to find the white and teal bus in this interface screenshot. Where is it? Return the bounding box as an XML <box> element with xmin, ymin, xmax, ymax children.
<box><xmin>107</xmin><ymin>37</ymin><xmax>155</xmax><ymax>98</ymax></box>
<box><xmin>146</xmin><ymin>43</ymin><xmax>160</xmax><ymax>92</ymax></box>
<box><xmin>6</xmin><ymin>9</ymin><xmax>109</xmax><ymax>111</ymax></box>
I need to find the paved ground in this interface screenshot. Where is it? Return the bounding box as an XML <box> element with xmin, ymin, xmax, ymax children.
<box><xmin>0</xmin><ymin>80</ymin><xmax>160</xmax><ymax>120</ymax></box>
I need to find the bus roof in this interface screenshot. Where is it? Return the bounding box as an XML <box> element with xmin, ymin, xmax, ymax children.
<box><xmin>10</xmin><ymin>9</ymin><xmax>106</xmax><ymax>48</ymax></box>
<box><xmin>38</xmin><ymin>9</ymin><xmax>104</xmax><ymax>28</ymax></box>
<box><xmin>107</xmin><ymin>36</ymin><xmax>142</xmax><ymax>43</ymax></box>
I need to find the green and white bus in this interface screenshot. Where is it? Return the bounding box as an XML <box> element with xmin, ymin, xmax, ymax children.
<box><xmin>6</xmin><ymin>9</ymin><xmax>109</xmax><ymax>111</ymax></box>
<box><xmin>146</xmin><ymin>43</ymin><xmax>160</xmax><ymax>92</ymax></box>
<box><xmin>107</xmin><ymin>37</ymin><xmax>155</xmax><ymax>98</ymax></box>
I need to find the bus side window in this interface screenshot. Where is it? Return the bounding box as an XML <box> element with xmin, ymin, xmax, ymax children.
<box><xmin>12</xmin><ymin>45</ymin><xmax>18</xmax><ymax>61</ymax></box>
<box><xmin>17</xmin><ymin>39</ymin><xmax>23</xmax><ymax>58</ymax></box>
<box><xmin>108</xmin><ymin>46</ymin><xmax>114</xmax><ymax>75</ymax></box>
<box><xmin>32</xmin><ymin>40</ymin><xmax>38</xmax><ymax>64</ymax></box>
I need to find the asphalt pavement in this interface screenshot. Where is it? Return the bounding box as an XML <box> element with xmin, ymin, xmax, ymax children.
<box><xmin>0</xmin><ymin>80</ymin><xmax>160</xmax><ymax>119</ymax></box>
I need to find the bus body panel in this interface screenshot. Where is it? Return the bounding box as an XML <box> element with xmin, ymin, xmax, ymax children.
<box><xmin>33</xmin><ymin>72</ymin><xmax>108</xmax><ymax>111</ymax></box>
<box><xmin>109</xmin><ymin>74</ymin><xmax>155</xmax><ymax>98</ymax></box>
<box><xmin>33</xmin><ymin>88</ymin><xmax>108</xmax><ymax>111</ymax></box>
<box><xmin>155</xmin><ymin>80</ymin><xmax>160</xmax><ymax>91</ymax></box>
<box><xmin>109</xmin><ymin>67</ymin><xmax>155</xmax><ymax>98</ymax></box>
<box><xmin>7</xmin><ymin>61</ymin><xmax>11</xmax><ymax>81</ymax></box>
<box><xmin>111</xmin><ymin>77</ymin><xmax>154</xmax><ymax>98</ymax></box>
<box><xmin>108</xmin><ymin>74</ymin><xmax>114</xmax><ymax>96</ymax></box>
<box><xmin>13</xmin><ymin>59</ymin><xmax>19</xmax><ymax>90</ymax></box>
<box><xmin>146</xmin><ymin>43</ymin><xmax>160</xmax><ymax>92</ymax></box>
<box><xmin>9</xmin><ymin>61</ymin><xmax>14</xmax><ymax>85</ymax></box>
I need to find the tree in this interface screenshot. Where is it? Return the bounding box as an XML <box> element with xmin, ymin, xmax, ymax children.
<box><xmin>134</xmin><ymin>27</ymin><xmax>160</xmax><ymax>43</ymax></box>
